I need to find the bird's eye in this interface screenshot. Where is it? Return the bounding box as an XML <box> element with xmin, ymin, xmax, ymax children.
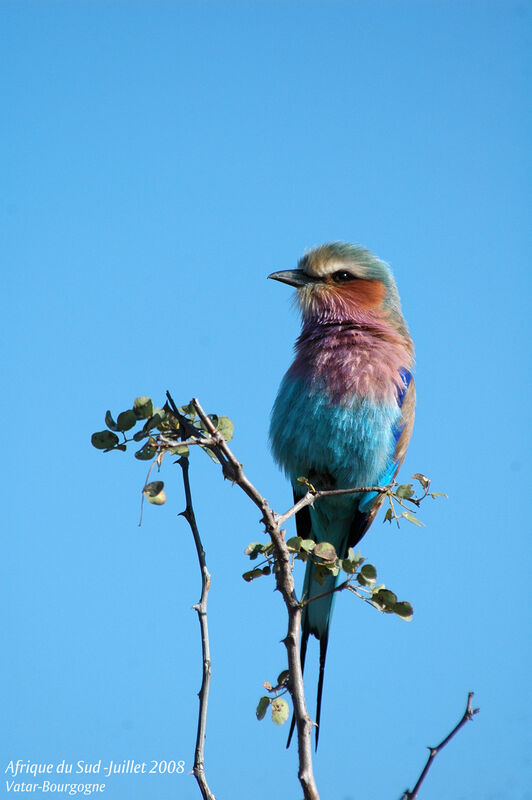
<box><xmin>331</xmin><ymin>270</ymin><xmax>356</xmax><ymax>283</ymax></box>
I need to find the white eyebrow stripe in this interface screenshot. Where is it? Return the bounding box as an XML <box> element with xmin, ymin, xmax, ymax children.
<box><xmin>306</xmin><ymin>261</ymin><xmax>360</xmax><ymax>278</ymax></box>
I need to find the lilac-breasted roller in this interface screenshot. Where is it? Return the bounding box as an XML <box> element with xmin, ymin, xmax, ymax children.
<box><xmin>269</xmin><ymin>242</ymin><xmax>415</xmax><ymax>746</ymax></box>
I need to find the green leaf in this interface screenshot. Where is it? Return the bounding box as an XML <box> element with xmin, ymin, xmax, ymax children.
<box><xmin>143</xmin><ymin>409</ymin><xmax>166</xmax><ymax>432</ymax></box>
<box><xmin>286</xmin><ymin>536</ymin><xmax>302</xmax><ymax>552</ymax></box>
<box><xmin>104</xmin><ymin>411</ymin><xmax>119</xmax><ymax>431</ymax></box>
<box><xmin>164</xmin><ymin>413</ymin><xmax>181</xmax><ymax>432</ymax></box>
<box><xmin>168</xmin><ymin>444</ymin><xmax>189</xmax><ymax>457</ymax></box>
<box><xmin>300</xmin><ymin>539</ymin><xmax>316</xmax><ymax>553</ymax></box>
<box><xmin>430</xmin><ymin>492</ymin><xmax>448</xmax><ymax>499</ymax></box>
<box><xmin>256</xmin><ymin>696</ymin><xmax>270</xmax><ymax>721</ymax></box>
<box><xmin>116</xmin><ymin>410</ymin><xmax>137</xmax><ymax>431</ymax></box>
<box><xmin>347</xmin><ymin>547</ymin><xmax>363</xmax><ymax>564</ymax></box>
<box><xmin>198</xmin><ymin>414</ymin><xmax>216</xmax><ymax>433</ymax></box>
<box><xmin>359</xmin><ymin>564</ymin><xmax>377</xmax><ymax>584</ymax></box>
<box><xmin>277</xmin><ymin>670</ymin><xmax>289</xmax><ymax>687</ymax></box>
<box><xmin>242</xmin><ymin>568</ymin><xmax>264</xmax><ymax>582</ymax></box>
<box><xmin>396</xmin><ymin>483</ymin><xmax>414</xmax><ymax>500</ymax></box>
<box><xmin>394</xmin><ymin>601</ymin><xmax>414</xmax><ymax>621</ymax></box>
<box><xmin>202</xmin><ymin>447</ymin><xmax>219</xmax><ymax>464</ymax></box>
<box><xmin>261</xmin><ymin>565</ymin><xmax>271</xmax><ymax>576</ymax></box>
<box><xmin>133</xmin><ymin>396</ymin><xmax>154</xmax><ymax>419</ymax></box>
<box><xmin>271</xmin><ymin>698</ymin><xmax>289</xmax><ymax>725</ymax></box>
<box><xmin>341</xmin><ymin>558</ymin><xmax>358</xmax><ymax>574</ymax></box>
<box><xmin>216</xmin><ymin>416</ymin><xmax>234</xmax><ymax>442</ymax></box>
<box><xmin>244</xmin><ymin>542</ymin><xmax>264</xmax><ymax>559</ymax></box>
<box><xmin>135</xmin><ymin>441</ymin><xmax>157</xmax><ymax>461</ymax></box>
<box><xmin>313</xmin><ymin>564</ymin><xmax>332</xmax><ymax>586</ymax></box>
<box><xmin>177</xmin><ymin>403</ymin><xmax>197</xmax><ymax>420</ymax></box>
<box><xmin>314</xmin><ymin>542</ymin><xmax>337</xmax><ymax>562</ymax></box>
<box><xmin>143</xmin><ymin>481</ymin><xmax>166</xmax><ymax>505</ymax></box>
<box><xmin>91</xmin><ymin>430</ymin><xmax>120</xmax><ymax>450</ymax></box>
<box><xmin>412</xmin><ymin>473</ymin><xmax>430</xmax><ymax>489</ymax></box>
<box><xmin>343</xmin><ymin>547</ymin><xmax>364</xmax><ymax>573</ymax></box>
<box><xmin>383</xmin><ymin>508</ymin><xmax>394</xmax><ymax>523</ymax></box>
<box><xmin>133</xmin><ymin>430</ymin><xmax>148</xmax><ymax>442</ymax></box>
<box><xmin>372</xmin><ymin>588</ymin><xmax>397</xmax><ymax>610</ymax></box>
<box><xmin>400</xmin><ymin>510</ymin><xmax>426</xmax><ymax>527</ymax></box>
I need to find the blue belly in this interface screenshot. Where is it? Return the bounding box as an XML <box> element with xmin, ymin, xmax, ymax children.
<box><xmin>270</xmin><ymin>376</ymin><xmax>400</xmax><ymax>506</ymax></box>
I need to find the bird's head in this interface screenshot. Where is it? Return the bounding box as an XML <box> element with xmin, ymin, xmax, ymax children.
<box><xmin>269</xmin><ymin>242</ymin><xmax>403</xmax><ymax>325</ymax></box>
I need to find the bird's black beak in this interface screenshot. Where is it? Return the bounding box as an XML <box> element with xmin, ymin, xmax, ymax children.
<box><xmin>268</xmin><ymin>269</ymin><xmax>317</xmax><ymax>287</ymax></box>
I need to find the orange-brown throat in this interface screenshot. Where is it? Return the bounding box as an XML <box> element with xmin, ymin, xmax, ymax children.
<box><xmin>299</xmin><ymin>279</ymin><xmax>386</xmax><ymax>318</ymax></box>
<box><xmin>336</xmin><ymin>279</ymin><xmax>386</xmax><ymax>309</ymax></box>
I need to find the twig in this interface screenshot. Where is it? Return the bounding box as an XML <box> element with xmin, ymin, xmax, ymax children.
<box><xmin>166</xmin><ymin>394</ymin><xmax>319</xmax><ymax>800</ymax></box>
<box><xmin>400</xmin><ymin>692</ymin><xmax>480</xmax><ymax>799</ymax></box>
<box><xmin>177</xmin><ymin>456</ymin><xmax>216</xmax><ymax>800</ymax></box>
<box><xmin>158</xmin><ymin>435</ymin><xmax>217</xmax><ymax>449</ymax></box>
<box><xmin>299</xmin><ymin>579</ymin><xmax>351</xmax><ymax>607</ymax></box>
<box><xmin>278</xmin><ymin>485</ymin><xmax>388</xmax><ymax>525</ymax></box>
<box><xmin>138</xmin><ymin>456</ymin><xmax>161</xmax><ymax>527</ymax></box>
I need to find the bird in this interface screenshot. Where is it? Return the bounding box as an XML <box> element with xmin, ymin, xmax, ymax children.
<box><xmin>268</xmin><ymin>242</ymin><xmax>415</xmax><ymax>747</ymax></box>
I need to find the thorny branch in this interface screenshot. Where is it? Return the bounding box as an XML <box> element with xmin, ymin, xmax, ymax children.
<box><xmin>176</xmin><ymin>452</ymin><xmax>216</xmax><ymax>800</ymax></box>
<box><xmin>400</xmin><ymin>692</ymin><xmax>480</xmax><ymax>800</ymax></box>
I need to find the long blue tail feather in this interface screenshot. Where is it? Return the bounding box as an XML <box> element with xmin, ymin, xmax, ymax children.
<box><xmin>286</xmin><ymin>498</ymin><xmax>371</xmax><ymax>748</ymax></box>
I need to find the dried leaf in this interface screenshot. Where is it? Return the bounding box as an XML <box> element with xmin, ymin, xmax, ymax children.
<box><xmin>314</xmin><ymin>542</ymin><xmax>337</xmax><ymax>562</ymax></box>
<box><xmin>412</xmin><ymin>473</ymin><xmax>430</xmax><ymax>489</ymax></box>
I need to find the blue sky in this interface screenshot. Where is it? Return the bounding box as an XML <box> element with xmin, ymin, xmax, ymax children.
<box><xmin>2</xmin><ymin>1</ymin><xmax>530</xmax><ymax>798</ymax></box>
